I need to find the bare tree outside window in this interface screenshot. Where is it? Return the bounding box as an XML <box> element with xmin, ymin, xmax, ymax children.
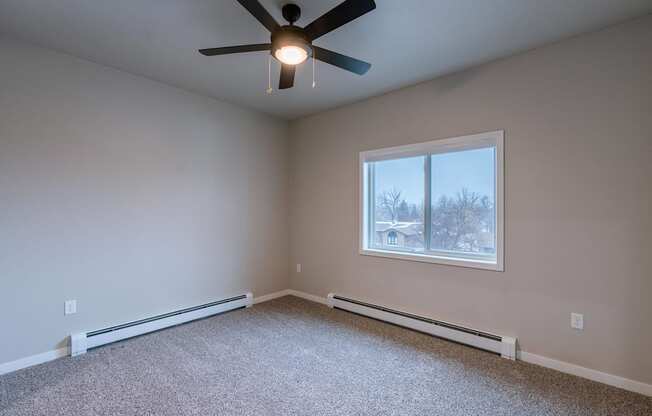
<box><xmin>429</xmin><ymin>147</ymin><xmax>495</xmax><ymax>255</ymax></box>
<box><xmin>377</xmin><ymin>188</ymin><xmax>402</xmax><ymax>223</ymax></box>
<box><xmin>431</xmin><ymin>188</ymin><xmax>495</xmax><ymax>254</ymax></box>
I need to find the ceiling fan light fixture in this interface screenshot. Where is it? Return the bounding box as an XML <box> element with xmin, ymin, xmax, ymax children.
<box><xmin>274</xmin><ymin>44</ymin><xmax>309</xmax><ymax>65</ymax></box>
<box><xmin>271</xmin><ymin>29</ymin><xmax>311</xmax><ymax>66</ymax></box>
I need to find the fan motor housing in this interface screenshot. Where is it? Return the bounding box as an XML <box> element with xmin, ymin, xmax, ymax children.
<box><xmin>281</xmin><ymin>4</ymin><xmax>301</xmax><ymax>24</ymax></box>
<box><xmin>270</xmin><ymin>26</ymin><xmax>312</xmax><ymax>60</ymax></box>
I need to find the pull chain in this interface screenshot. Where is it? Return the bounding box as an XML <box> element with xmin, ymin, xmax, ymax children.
<box><xmin>266</xmin><ymin>55</ymin><xmax>273</xmax><ymax>94</ymax></box>
<box><xmin>312</xmin><ymin>52</ymin><xmax>316</xmax><ymax>88</ymax></box>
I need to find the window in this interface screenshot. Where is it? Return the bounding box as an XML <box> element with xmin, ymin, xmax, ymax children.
<box><xmin>360</xmin><ymin>131</ymin><xmax>504</xmax><ymax>271</ymax></box>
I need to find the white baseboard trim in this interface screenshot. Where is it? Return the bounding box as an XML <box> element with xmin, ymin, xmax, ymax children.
<box><xmin>0</xmin><ymin>347</ymin><xmax>69</xmax><ymax>376</ymax></box>
<box><xmin>518</xmin><ymin>351</ymin><xmax>651</xmax><ymax>397</ymax></box>
<box><xmin>253</xmin><ymin>289</ymin><xmax>292</xmax><ymax>304</ymax></box>
<box><xmin>286</xmin><ymin>289</ymin><xmax>329</xmax><ymax>305</ymax></box>
<box><xmin>253</xmin><ymin>289</ymin><xmax>329</xmax><ymax>306</ymax></box>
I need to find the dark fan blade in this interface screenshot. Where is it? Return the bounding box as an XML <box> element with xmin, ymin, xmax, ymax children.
<box><xmin>236</xmin><ymin>0</ymin><xmax>279</xmax><ymax>33</ymax></box>
<box><xmin>279</xmin><ymin>64</ymin><xmax>296</xmax><ymax>89</ymax></box>
<box><xmin>304</xmin><ymin>0</ymin><xmax>376</xmax><ymax>41</ymax></box>
<box><xmin>313</xmin><ymin>46</ymin><xmax>371</xmax><ymax>75</ymax></box>
<box><xmin>199</xmin><ymin>43</ymin><xmax>271</xmax><ymax>56</ymax></box>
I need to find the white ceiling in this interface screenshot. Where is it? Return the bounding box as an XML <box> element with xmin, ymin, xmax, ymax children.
<box><xmin>1</xmin><ymin>0</ymin><xmax>651</xmax><ymax>119</ymax></box>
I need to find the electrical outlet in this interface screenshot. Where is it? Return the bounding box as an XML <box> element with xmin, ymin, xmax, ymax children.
<box><xmin>296</xmin><ymin>263</ymin><xmax>302</xmax><ymax>273</ymax></box>
<box><xmin>65</xmin><ymin>300</ymin><xmax>77</xmax><ymax>315</ymax></box>
<box><xmin>571</xmin><ymin>313</ymin><xmax>583</xmax><ymax>330</ymax></box>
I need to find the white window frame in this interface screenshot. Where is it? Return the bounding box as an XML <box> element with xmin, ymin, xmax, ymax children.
<box><xmin>359</xmin><ymin>130</ymin><xmax>504</xmax><ymax>271</ymax></box>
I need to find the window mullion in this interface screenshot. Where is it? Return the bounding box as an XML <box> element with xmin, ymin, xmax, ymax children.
<box><xmin>424</xmin><ymin>155</ymin><xmax>432</xmax><ymax>251</ymax></box>
<box><xmin>368</xmin><ymin>163</ymin><xmax>376</xmax><ymax>248</ymax></box>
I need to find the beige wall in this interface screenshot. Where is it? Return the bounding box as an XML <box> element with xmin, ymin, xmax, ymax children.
<box><xmin>0</xmin><ymin>37</ymin><xmax>289</xmax><ymax>364</ymax></box>
<box><xmin>288</xmin><ymin>15</ymin><xmax>652</xmax><ymax>384</ymax></box>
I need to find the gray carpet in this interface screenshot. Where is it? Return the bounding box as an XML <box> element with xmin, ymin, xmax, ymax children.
<box><xmin>1</xmin><ymin>296</ymin><xmax>650</xmax><ymax>415</ymax></box>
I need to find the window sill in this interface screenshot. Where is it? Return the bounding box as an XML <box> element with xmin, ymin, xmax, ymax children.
<box><xmin>359</xmin><ymin>248</ymin><xmax>504</xmax><ymax>271</ymax></box>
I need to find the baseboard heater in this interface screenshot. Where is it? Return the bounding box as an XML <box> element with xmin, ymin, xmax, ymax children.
<box><xmin>327</xmin><ymin>294</ymin><xmax>516</xmax><ymax>360</ymax></box>
<box><xmin>70</xmin><ymin>292</ymin><xmax>253</xmax><ymax>357</ymax></box>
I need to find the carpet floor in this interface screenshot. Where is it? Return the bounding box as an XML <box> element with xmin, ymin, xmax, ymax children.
<box><xmin>1</xmin><ymin>296</ymin><xmax>650</xmax><ymax>415</ymax></box>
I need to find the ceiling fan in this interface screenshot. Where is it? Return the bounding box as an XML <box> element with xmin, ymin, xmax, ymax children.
<box><xmin>199</xmin><ymin>0</ymin><xmax>376</xmax><ymax>89</ymax></box>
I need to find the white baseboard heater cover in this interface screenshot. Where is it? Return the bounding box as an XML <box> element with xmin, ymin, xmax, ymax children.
<box><xmin>70</xmin><ymin>292</ymin><xmax>253</xmax><ymax>357</ymax></box>
<box><xmin>327</xmin><ymin>293</ymin><xmax>516</xmax><ymax>360</ymax></box>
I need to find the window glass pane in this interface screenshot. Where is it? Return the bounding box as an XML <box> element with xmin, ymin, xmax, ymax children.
<box><xmin>371</xmin><ymin>156</ymin><xmax>425</xmax><ymax>252</ymax></box>
<box><xmin>430</xmin><ymin>147</ymin><xmax>495</xmax><ymax>257</ymax></box>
